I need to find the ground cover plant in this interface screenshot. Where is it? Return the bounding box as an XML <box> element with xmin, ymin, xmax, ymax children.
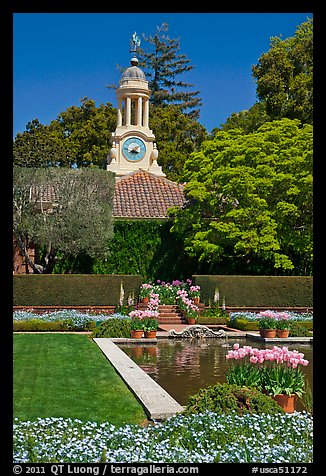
<box><xmin>13</xmin><ymin>410</ymin><xmax>313</xmax><ymax>463</ymax></box>
<box><xmin>13</xmin><ymin>334</ymin><xmax>146</xmax><ymax>425</ymax></box>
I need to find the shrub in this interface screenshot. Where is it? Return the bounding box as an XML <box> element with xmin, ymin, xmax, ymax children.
<box><xmin>92</xmin><ymin>318</ymin><xmax>132</xmax><ymax>338</ymax></box>
<box><xmin>225</xmin><ymin>318</ymin><xmax>259</xmax><ymax>331</ymax></box>
<box><xmin>197</xmin><ymin>316</ymin><xmax>228</xmax><ymax>325</ymax></box>
<box><xmin>185</xmin><ymin>383</ymin><xmax>284</xmax><ymax>416</ymax></box>
<box><xmin>288</xmin><ymin>322</ymin><xmax>312</xmax><ymax>337</ymax></box>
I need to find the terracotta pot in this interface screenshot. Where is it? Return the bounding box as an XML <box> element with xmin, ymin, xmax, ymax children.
<box><xmin>260</xmin><ymin>329</ymin><xmax>277</xmax><ymax>338</ymax></box>
<box><xmin>187</xmin><ymin>318</ymin><xmax>196</xmax><ymax>325</ymax></box>
<box><xmin>144</xmin><ymin>330</ymin><xmax>157</xmax><ymax>338</ymax></box>
<box><xmin>140</xmin><ymin>297</ymin><xmax>149</xmax><ymax>304</ymax></box>
<box><xmin>131</xmin><ymin>330</ymin><xmax>143</xmax><ymax>339</ymax></box>
<box><xmin>272</xmin><ymin>393</ymin><xmax>296</xmax><ymax>413</ymax></box>
<box><xmin>192</xmin><ymin>297</ymin><xmax>200</xmax><ymax>304</ymax></box>
<box><xmin>276</xmin><ymin>329</ymin><xmax>290</xmax><ymax>338</ymax></box>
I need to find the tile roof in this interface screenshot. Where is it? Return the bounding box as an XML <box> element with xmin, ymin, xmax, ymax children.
<box><xmin>113</xmin><ymin>169</ymin><xmax>186</xmax><ymax>219</ymax></box>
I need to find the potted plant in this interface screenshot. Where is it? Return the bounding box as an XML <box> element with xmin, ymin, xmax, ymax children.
<box><xmin>138</xmin><ymin>284</ymin><xmax>153</xmax><ymax>304</ymax></box>
<box><xmin>225</xmin><ymin>343</ymin><xmax>310</xmax><ymax>413</ymax></box>
<box><xmin>189</xmin><ymin>285</ymin><xmax>201</xmax><ymax>304</ymax></box>
<box><xmin>276</xmin><ymin>319</ymin><xmax>290</xmax><ymax>338</ymax></box>
<box><xmin>130</xmin><ymin>317</ymin><xmax>144</xmax><ymax>338</ymax></box>
<box><xmin>258</xmin><ymin>317</ymin><xmax>277</xmax><ymax>338</ymax></box>
<box><xmin>185</xmin><ymin>308</ymin><xmax>198</xmax><ymax>325</ymax></box>
<box><xmin>261</xmin><ymin>365</ymin><xmax>306</xmax><ymax>413</ymax></box>
<box><xmin>143</xmin><ymin>317</ymin><xmax>159</xmax><ymax>338</ymax></box>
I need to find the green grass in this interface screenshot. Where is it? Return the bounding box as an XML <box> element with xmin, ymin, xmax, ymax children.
<box><xmin>13</xmin><ymin>334</ymin><xmax>147</xmax><ymax>426</ymax></box>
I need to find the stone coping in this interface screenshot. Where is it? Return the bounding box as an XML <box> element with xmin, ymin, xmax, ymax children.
<box><xmin>93</xmin><ymin>338</ymin><xmax>185</xmax><ymax>420</ymax></box>
<box><xmin>246</xmin><ymin>333</ymin><xmax>313</xmax><ymax>343</ymax></box>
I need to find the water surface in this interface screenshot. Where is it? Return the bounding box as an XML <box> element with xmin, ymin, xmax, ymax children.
<box><xmin>120</xmin><ymin>338</ymin><xmax>313</xmax><ymax>411</ymax></box>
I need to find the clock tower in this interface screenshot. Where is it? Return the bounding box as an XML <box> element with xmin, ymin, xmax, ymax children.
<box><xmin>107</xmin><ymin>32</ymin><xmax>165</xmax><ymax>178</ymax></box>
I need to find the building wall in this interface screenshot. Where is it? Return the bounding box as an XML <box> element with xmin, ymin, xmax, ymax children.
<box><xmin>13</xmin><ymin>238</ymin><xmax>35</xmax><ymax>274</ymax></box>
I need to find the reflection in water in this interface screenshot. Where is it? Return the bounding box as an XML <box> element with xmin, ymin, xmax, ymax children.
<box><xmin>120</xmin><ymin>339</ymin><xmax>313</xmax><ymax>411</ymax></box>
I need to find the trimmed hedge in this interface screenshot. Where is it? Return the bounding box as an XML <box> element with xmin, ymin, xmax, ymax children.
<box><xmin>227</xmin><ymin>318</ymin><xmax>313</xmax><ymax>333</ymax></box>
<box><xmin>197</xmin><ymin>316</ymin><xmax>228</xmax><ymax>325</ymax></box>
<box><xmin>13</xmin><ymin>274</ymin><xmax>143</xmax><ymax>306</ymax></box>
<box><xmin>193</xmin><ymin>275</ymin><xmax>313</xmax><ymax>308</ymax></box>
<box><xmin>226</xmin><ymin>318</ymin><xmax>259</xmax><ymax>331</ymax></box>
<box><xmin>13</xmin><ymin>320</ymin><xmax>97</xmax><ymax>332</ymax></box>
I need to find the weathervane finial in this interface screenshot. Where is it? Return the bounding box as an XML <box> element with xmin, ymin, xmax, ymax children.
<box><xmin>130</xmin><ymin>32</ymin><xmax>141</xmax><ymax>54</ymax></box>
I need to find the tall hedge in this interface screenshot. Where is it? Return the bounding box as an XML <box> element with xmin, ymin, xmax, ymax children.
<box><xmin>193</xmin><ymin>275</ymin><xmax>313</xmax><ymax>307</ymax></box>
<box><xmin>13</xmin><ymin>274</ymin><xmax>143</xmax><ymax>306</ymax></box>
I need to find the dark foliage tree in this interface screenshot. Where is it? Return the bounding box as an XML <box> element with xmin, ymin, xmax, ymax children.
<box><xmin>138</xmin><ymin>22</ymin><xmax>202</xmax><ymax>119</ymax></box>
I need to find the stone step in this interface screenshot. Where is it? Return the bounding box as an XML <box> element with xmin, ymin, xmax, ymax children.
<box><xmin>157</xmin><ymin>316</ymin><xmax>186</xmax><ymax>322</ymax></box>
<box><xmin>159</xmin><ymin>312</ymin><xmax>183</xmax><ymax>317</ymax></box>
<box><xmin>158</xmin><ymin>318</ymin><xmax>187</xmax><ymax>324</ymax></box>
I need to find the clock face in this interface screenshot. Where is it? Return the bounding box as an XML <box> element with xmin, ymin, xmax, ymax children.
<box><xmin>122</xmin><ymin>137</ymin><xmax>146</xmax><ymax>162</ymax></box>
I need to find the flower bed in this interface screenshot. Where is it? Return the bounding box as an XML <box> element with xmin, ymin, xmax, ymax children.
<box><xmin>13</xmin><ymin>310</ymin><xmax>127</xmax><ymax>332</ymax></box>
<box><xmin>13</xmin><ymin>411</ymin><xmax>312</xmax><ymax>463</ymax></box>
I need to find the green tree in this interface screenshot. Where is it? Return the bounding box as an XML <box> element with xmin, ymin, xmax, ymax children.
<box><xmin>217</xmin><ymin>103</ymin><xmax>270</xmax><ymax>135</ymax></box>
<box><xmin>170</xmin><ymin>119</ymin><xmax>313</xmax><ymax>275</ymax></box>
<box><xmin>13</xmin><ymin>167</ymin><xmax>115</xmax><ymax>273</ymax></box>
<box><xmin>13</xmin><ymin>119</ymin><xmax>71</xmax><ymax>167</ymax></box>
<box><xmin>139</xmin><ymin>22</ymin><xmax>202</xmax><ymax>118</ymax></box>
<box><xmin>13</xmin><ymin>98</ymin><xmax>117</xmax><ymax>169</ymax></box>
<box><xmin>149</xmin><ymin>105</ymin><xmax>207</xmax><ymax>181</ymax></box>
<box><xmin>252</xmin><ymin>18</ymin><xmax>313</xmax><ymax>124</ymax></box>
<box><xmin>51</xmin><ymin>97</ymin><xmax>116</xmax><ymax>168</ymax></box>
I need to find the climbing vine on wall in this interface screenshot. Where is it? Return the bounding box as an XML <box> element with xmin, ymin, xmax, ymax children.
<box><xmin>53</xmin><ymin>220</ymin><xmax>197</xmax><ymax>281</ymax></box>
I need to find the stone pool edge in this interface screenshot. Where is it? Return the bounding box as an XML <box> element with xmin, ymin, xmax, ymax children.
<box><xmin>93</xmin><ymin>338</ymin><xmax>185</xmax><ymax>421</ymax></box>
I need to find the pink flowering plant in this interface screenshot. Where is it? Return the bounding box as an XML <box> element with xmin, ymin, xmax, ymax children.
<box><xmin>176</xmin><ymin>289</ymin><xmax>199</xmax><ymax>319</ymax></box>
<box><xmin>139</xmin><ymin>283</ymin><xmax>154</xmax><ymax>300</ymax></box>
<box><xmin>130</xmin><ymin>291</ymin><xmax>159</xmax><ymax>330</ymax></box>
<box><xmin>140</xmin><ymin>279</ymin><xmax>196</xmax><ymax>305</ymax></box>
<box><xmin>188</xmin><ymin>285</ymin><xmax>201</xmax><ymax>299</ymax></box>
<box><xmin>226</xmin><ymin>343</ymin><xmax>309</xmax><ymax>398</ymax></box>
<box><xmin>258</xmin><ymin>310</ymin><xmax>291</xmax><ymax>330</ymax></box>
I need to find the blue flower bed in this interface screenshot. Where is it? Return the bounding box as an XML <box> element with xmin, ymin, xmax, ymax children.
<box><xmin>14</xmin><ymin>411</ymin><xmax>313</xmax><ymax>463</ymax></box>
<box><xmin>13</xmin><ymin>310</ymin><xmax>129</xmax><ymax>330</ymax></box>
<box><xmin>229</xmin><ymin>311</ymin><xmax>313</xmax><ymax>323</ymax></box>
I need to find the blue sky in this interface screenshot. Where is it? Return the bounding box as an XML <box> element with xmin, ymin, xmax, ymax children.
<box><xmin>13</xmin><ymin>12</ymin><xmax>313</xmax><ymax>137</ymax></box>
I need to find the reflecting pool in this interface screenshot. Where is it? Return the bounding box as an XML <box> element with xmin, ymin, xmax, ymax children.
<box><xmin>120</xmin><ymin>339</ymin><xmax>313</xmax><ymax>411</ymax></box>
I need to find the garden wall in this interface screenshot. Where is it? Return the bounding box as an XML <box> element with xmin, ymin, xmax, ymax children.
<box><xmin>13</xmin><ymin>274</ymin><xmax>143</xmax><ymax>306</ymax></box>
<box><xmin>193</xmin><ymin>275</ymin><xmax>313</xmax><ymax>308</ymax></box>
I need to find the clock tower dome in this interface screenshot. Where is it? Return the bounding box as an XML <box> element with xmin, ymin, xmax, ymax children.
<box><xmin>107</xmin><ymin>32</ymin><xmax>165</xmax><ymax>178</ymax></box>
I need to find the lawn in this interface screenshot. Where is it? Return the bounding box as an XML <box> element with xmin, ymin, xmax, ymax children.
<box><xmin>13</xmin><ymin>334</ymin><xmax>147</xmax><ymax>426</ymax></box>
